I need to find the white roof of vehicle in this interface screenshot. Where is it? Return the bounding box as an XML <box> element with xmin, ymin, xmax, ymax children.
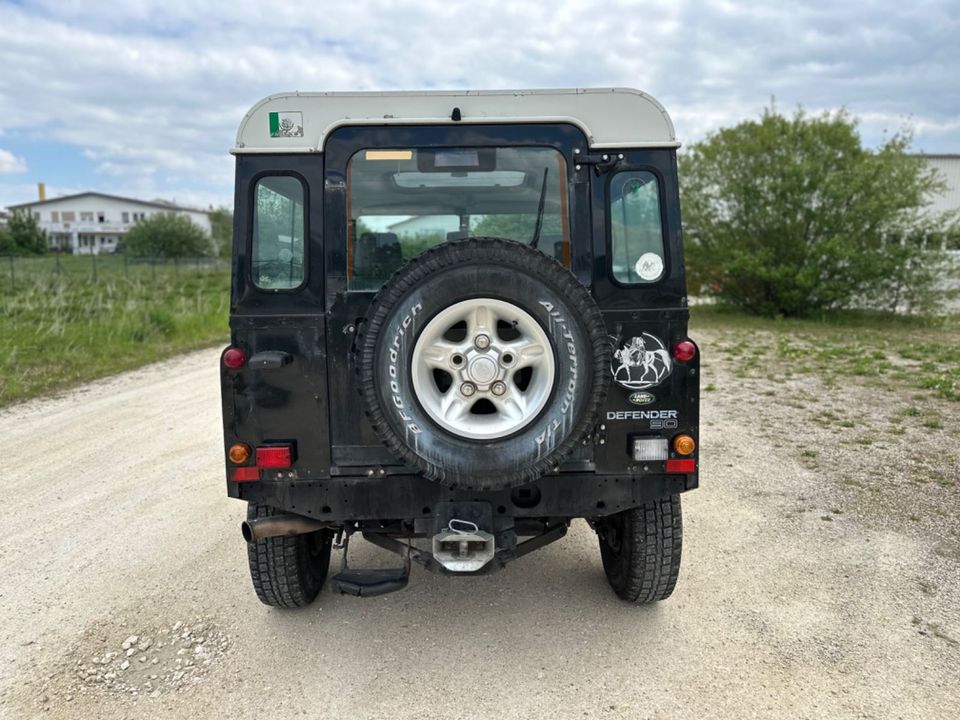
<box><xmin>233</xmin><ymin>88</ymin><xmax>678</xmax><ymax>154</ymax></box>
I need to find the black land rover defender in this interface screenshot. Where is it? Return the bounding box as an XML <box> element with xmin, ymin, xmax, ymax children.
<box><xmin>221</xmin><ymin>88</ymin><xmax>699</xmax><ymax>607</ymax></box>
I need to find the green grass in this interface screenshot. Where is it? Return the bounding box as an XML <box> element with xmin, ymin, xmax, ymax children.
<box><xmin>1</xmin><ymin>255</ymin><xmax>229</xmax><ymax>406</ymax></box>
<box><xmin>691</xmin><ymin>305</ymin><xmax>960</xmax><ymax>402</ymax></box>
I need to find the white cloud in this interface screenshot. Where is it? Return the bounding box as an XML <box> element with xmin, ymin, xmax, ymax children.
<box><xmin>0</xmin><ymin>0</ymin><xmax>958</xmax><ymax>209</ymax></box>
<box><xmin>0</xmin><ymin>148</ymin><xmax>27</xmax><ymax>174</ymax></box>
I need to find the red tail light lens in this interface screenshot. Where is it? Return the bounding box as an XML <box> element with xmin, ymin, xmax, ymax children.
<box><xmin>256</xmin><ymin>445</ymin><xmax>293</xmax><ymax>469</ymax></box>
<box><xmin>672</xmin><ymin>340</ymin><xmax>696</xmax><ymax>362</ymax></box>
<box><xmin>231</xmin><ymin>467</ymin><xmax>261</xmax><ymax>482</ymax></box>
<box><xmin>223</xmin><ymin>347</ymin><xmax>246</xmax><ymax>369</ymax></box>
<box><xmin>665</xmin><ymin>458</ymin><xmax>696</xmax><ymax>474</ymax></box>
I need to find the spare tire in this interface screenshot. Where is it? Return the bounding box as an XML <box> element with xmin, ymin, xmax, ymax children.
<box><xmin>354</xmin><ymin>237</ymin><xmax>609</xmax><ymax>490</ymax></box>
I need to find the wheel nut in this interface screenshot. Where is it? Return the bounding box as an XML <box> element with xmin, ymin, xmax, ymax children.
<box><xmin>460</xmin><ymin>382</ymin><xmax>476</xmax><ymax>397</ymax></box>
<box><xmin>474</xmin><ymin>334</ymin><xmax>491</xmax><ymax>350</ymax></box>
<box><xmin>491</xmin><ymin>381</ymin><xmax>506</xmax><ymax>396</ymax></box>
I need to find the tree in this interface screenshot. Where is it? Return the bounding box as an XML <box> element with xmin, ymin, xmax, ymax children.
<box><xmin>0</xmin><ymin>225</ymin><xmax>13</xmax><ymax>255</ymax></box>
<box><xmin>209</xmin><ymin>206</ymin><xmax>233</xmax><ymax>257</ymax></box>
<box><xmin>680</xmin><ymin>106</ymin><xmax>955</xmax><ymax>316</ymax></box>
<box><xmin>124</xmin><ymin>213</ymin><xmax>213</xmax><ymax>258</ymax></box>
<box><xmin>4</xmin><ymin>209</ymin><xmax>48</xmax><ymax>255</ymax></box>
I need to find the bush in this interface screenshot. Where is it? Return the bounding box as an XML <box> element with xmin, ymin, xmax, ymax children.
<box><xmin>680</xmin><ymin>106</ymin><xmax>957</xmax><ymax>316</ymax></box>
<box><xmin>124</xmin><ymin>213</ymin><xmax>212</xmax><ymax>258</ymax></box>
<box><xmin>3</xmin><ymin>209</ymin><xmax>48</xmax><ymax>255</ymax></box>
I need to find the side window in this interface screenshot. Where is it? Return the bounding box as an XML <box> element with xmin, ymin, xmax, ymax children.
<box><xmin>609</xmin><ymin>171</ymin><xmax>665</xmax><ymax>284</ymax></box>
<box><xmin>252</xmin><ymin>176</ymin><xmax>306</xmax><ymax>290</ymax></box>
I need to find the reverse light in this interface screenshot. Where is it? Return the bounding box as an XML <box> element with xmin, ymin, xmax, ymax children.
<box><xmin>673</xmin><ymin>434</ymin><xmax>696</xmax><ymax>456</ymax></box>
<box><xmin>228</xmin><ymin>443</ymin><xmax>251</xmax><ymax>464</ymax></box>
<box><xmin>672</xmin><ymin>340</ymin><xmax>697</xmax><ymax>362</ymax></box>
<box><xmin>256</xmin><ymin>445</ymin><xmax>293</xmax><ymax>469</ymax></box>
<box><xmin>223</xmin><ymin>347</ymin><xmax>246</xmax><ymax>369</ymax></box>
<box><xmin>633</xmin><ymin>437</ymin><xmax>669</xmax><ymax>462</ymax></box>
<box><xmin>665</xmin><ymin>458</ymin><xmax>696</xmax><ymax>474</ymax></box>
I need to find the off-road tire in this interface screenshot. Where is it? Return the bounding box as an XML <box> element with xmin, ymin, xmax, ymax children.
<box><xmin>354</xmin><ymin>237</ymin><xmax>610</xmax><ymax>491</ymax></box>
<box><xmin>596</xmin><ymin>495</ymin><xmax>683</xmax><ymax>603</ymax></box>
<box><xmin>245</xmin><ymin>503</ymin><xmax>333</xmax><ymax>608</ymax></box>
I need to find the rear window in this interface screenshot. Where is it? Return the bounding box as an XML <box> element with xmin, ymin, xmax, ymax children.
<box><xmin>609</xmin><ymin>171</ymin><xmax>666</xmax><ymax>284</ymax></box>
<box><xmin>347</xmin><ymin>147</ymin><xmax>569</xmax><ymax>291</ymax></box>
<box><xmin>252</xmin><ymin>175</ymin><xmax>306</xmax><ymax>290</ymax></box>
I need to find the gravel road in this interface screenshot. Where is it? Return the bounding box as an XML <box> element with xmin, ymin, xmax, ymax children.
<box><xmin>2</xmin><ymin>342</ymin><xmax>958</xmax><ymax>719</ymax></box>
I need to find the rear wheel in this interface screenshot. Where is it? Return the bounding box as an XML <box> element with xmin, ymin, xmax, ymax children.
<box><xmin>245</xmin><ymin>503</ymin><xmax>333</xmax><ymax>608</ymax></box>
<box><xmin>596</xmin><ymin>496</ymin><xmax>683</xmax><ymax>603</ymax></box>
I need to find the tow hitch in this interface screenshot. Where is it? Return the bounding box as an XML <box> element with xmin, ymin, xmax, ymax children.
<box><xmin>432</xmin><ymin>519</ymin><xmax>496</xmax><ymax>572</ymax></box>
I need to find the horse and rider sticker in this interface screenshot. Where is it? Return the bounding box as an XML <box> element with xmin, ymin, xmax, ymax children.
<box><xmin>634</xmin><ymin>252</ymin><xmax>664</xmax><ymax>281</ymax></box>
<box><xmin>611</xmin><ymin>333</ymin><xmax>672</xmax><ymax>390</ymax></box>
<box><xmin>269</xmin><ymin>111</ymin><xmax>304</xmax><ymax>138</ymax></box>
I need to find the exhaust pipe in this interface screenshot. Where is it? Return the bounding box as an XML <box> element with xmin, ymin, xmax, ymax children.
<box><xmin>242</xmin><ymin>514</ymin><xmax>332</xmax><ymax>542</ymax></box>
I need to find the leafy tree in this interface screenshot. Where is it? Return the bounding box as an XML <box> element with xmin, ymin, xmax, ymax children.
<box><xmin>473</xmin><ymin>213</ymin><xmax>563</xmax><ymax>243</ymax></box>
<box><xmin>209</xmin><ymin>206</ymin><xmax>233</xmax><ymax>257</ymax></box>
<box><xmin>680</xmin><ymin>106</ymin><xmax>956</xmax><ymax>316</ymax></box>
<box><xmin>4</xmin><ymin>209</ymin><xmax>48</xmax><ymax>255</ymax></box>
<box><xmin>124</xmin><ymin>213</ymin><xmax>213</xmax><ymax>258</ymax></box>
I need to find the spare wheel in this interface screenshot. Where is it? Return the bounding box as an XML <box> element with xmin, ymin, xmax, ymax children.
<box><xmin>354</xmin><ymin>237</ymin><xmax>610</xmax><ymax>491</ymax></box>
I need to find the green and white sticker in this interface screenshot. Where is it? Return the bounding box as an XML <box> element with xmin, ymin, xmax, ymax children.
<box><xmin>269</xmin><ymin>111</ymin><xmax>303</xmax><ymax>138</ymax></box>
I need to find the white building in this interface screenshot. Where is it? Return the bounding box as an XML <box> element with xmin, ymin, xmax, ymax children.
<box><xmin>6</xmin><ymin>191</ymin><xmax>213</xmax><ymax>255</ymax></box>
<box><xmin>922</xmin><ymin>155</ymin><xmax>960</xmax><ymax>225</ymax></box>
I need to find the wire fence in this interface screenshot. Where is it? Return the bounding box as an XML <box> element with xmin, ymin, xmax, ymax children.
<box><xmin>1</xmin><ymin>254</ymin><xmax>228</xmax><ymax>291</ymax></box>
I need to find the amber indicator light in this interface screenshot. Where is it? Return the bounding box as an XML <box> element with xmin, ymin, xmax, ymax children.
<box><xmin>228</xmin><ymin>443</ymin><xmax>251</xmax><ymax>464</ymax></box>
<box><xmin>673</xmin><ymin>434</ymin><xmax>696</xmax><ymax>456</ymax></box>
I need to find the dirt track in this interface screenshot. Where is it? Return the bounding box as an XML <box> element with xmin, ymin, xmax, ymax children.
<box><xmin>1</xmin><ymin>342</ymin><xmax>958</xmax><ymax>719</ymax></box>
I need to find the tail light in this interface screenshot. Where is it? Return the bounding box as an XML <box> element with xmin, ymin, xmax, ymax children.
<box><xmin>672</xmin><ymin>340</ymin><xmax>696</xmax><ymax>362</ymax></box>
<box><xmin>256</xmin><ymin>445</ymin><xmax>293</xmax><ymax>469</ymax></box>
<box><xmin>223</xmin><ymin>347</ymin><xmax>246</xmax><ymax>369</ymax></box>
<box><xmin>665</xmin><ymin>458</ymin><xmax>696</xmax><ymax>474</ymax></box>
<box><xmin>231</xmin><ymin>467</ymin><xmax>260</xmax><ymax>482</ymax></box>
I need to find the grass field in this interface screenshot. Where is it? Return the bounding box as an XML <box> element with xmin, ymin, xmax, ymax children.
<box><xmin>690</xmin><ymin>305</ymin><xmax>960</xmax><ymax>403</ymax></box>
<box><xmin>0</xmin><ymin>255</ymin><xmax>229</xmax><ymax>406</ymax></box>
<box><xmin>2</xmin><ymin>254</ymin><xmax>958</xmax><ymax>412</ymax></box>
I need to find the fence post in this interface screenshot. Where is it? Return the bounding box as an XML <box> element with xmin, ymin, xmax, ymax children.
<box><xmin>124</xmin><ymin>253</ymin><xmax>128</xmax><ymax>276</ymax></box>
<box><xmin>56</xmin><ymin>252</ymin><xmax>61</xmax><ymax>275</ymax></box>
<box><xmin>91</xmin><ymin>251</ymin><xmax>98</xmax><ymax>282</ymax></box>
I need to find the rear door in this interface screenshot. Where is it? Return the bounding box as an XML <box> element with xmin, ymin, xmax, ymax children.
<box><xmin>321</xmin><ymin>123</ymin><xmax>591</xmax><ymax>475</ymax></box>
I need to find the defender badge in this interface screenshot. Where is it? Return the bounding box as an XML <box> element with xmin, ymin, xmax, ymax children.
<box><xmin>612</xmin><ymin>333</ymin><xmax>672</xmax><ymax>390</ymax></box>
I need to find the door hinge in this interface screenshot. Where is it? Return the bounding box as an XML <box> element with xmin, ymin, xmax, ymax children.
<box><xmin>572</xmin><ymin>150</ymin><xmax>624</xmax><ymax>176</ymax></box>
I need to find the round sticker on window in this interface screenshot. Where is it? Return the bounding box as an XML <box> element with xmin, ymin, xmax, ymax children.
<box><xmin>635</xmin><ymin>253</ymin><xmax>664</xmax><ymax>281</ymax></box>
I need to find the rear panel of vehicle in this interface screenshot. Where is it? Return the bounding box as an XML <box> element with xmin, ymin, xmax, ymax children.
<box><xmin>222</xmin><ymin>123</ymin><xmax>697</xmax><ymax>510</ymax></box>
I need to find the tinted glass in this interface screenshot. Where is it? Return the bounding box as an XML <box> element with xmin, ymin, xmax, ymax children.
<box><xmin>253</xmin><ymin>176</ymin><xmax>305</xmax><ymax>290</ymax></box>
<box><xmin>347</xmin><ymin>147</ymin><xmax>568</xmax><ymax>291</ymax></box>
<box><xmin>609</xmin><ymin>171</ymin><xmax>665</xmax><ymax>284</ymax></box>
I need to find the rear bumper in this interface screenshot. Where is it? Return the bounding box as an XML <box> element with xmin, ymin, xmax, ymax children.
<box><xmin>230</xmin><ymin>471</ymin><xmax>697</xmax><ymax>522</ymax></box>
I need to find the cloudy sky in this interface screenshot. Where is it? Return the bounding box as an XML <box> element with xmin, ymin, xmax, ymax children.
<box><xmin>1</xmin><ymin>0</ymin><xmax>957</xmax><ymax>210</ymax></box>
